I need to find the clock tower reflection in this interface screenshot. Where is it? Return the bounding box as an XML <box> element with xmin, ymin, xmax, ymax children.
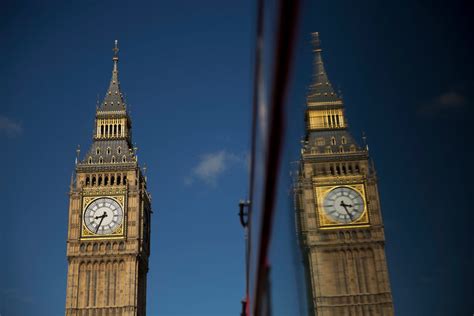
<box><xmin>294</xmin><ymin>33</ymin><xmax>394</xmax><ymax>315</ymax></box>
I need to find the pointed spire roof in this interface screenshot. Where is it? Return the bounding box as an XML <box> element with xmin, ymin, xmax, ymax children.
<box><xmin>307</xmin><ymin>32</ymin><xmax>341</xmax><ymax>103</ymax></box>
<box><xmin>98</xmin><ymin>40</ymin><xmax>127</xmax><ymax>112</ymax></box>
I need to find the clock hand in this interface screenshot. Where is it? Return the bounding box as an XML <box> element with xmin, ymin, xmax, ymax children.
<box><xmin>95</xmin><ymin>211</ymin><xmax>108</xmax><ymax>233</ymax></box>
<box><xmin>340</xmin><ymin>201</ymin><xmax>354</xmax><ymax>220</ymax></box>
<box><xmin>340</xmin><ymin>201</ymin><xmax>353</xmax><ymax>208</ymax></box>
<box><xmin>95</xmin><ymin>211</ymin><xmax>108</xmax><ymax>220</ymax></box>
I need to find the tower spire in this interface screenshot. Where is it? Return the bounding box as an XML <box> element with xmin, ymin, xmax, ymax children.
<box><xmin>307</xmin><ymin>32</ymin><xmax>340</xmax><ymax>103</ymax></box>
<box><xmin>98</xmin><ymin>40</ymin><xmax>126</xmax><ymax>112</ymax></box>
<box><xmin>113</xmin><ymin>39</ymin><xmax>119</xmax><ymax>61</ymax></box>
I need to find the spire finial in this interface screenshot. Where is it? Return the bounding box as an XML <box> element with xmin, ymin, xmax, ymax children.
<box><xmin>311</xmin><ymin>32</ymin><xmax>322</xmax><ymax>52</ymax></box>
<box><xmin>75</xmin><ymin>145</ymin><xmax>80</xmax><ymax>165</ymax></box>
<box><xmin>113</xmin><ymin>40</ymin><xmax>119</xmax><ymax>61</ymax></box>
<box><xmin>362</xmin><ymin>131</ymin><xmax>369</xmax><ymax>151</ymax></box>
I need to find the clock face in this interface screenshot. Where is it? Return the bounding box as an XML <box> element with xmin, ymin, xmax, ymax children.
<box><xmin>84</xmin><ymin>197</ymin><xmax>123</xmax><ymax>235</ymax></box>
<box><xmin>322</xmin><ymin>186</ymin><xmax>365</xmax><ymax>224</ymax></box>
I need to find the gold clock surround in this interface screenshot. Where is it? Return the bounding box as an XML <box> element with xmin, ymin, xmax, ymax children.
<box><xmin>315</xmin><ymin>183</ymin><xmax>369</xmax><ymax>229</ymax></box>
<box><xmin>81</xmin><ymin>195</ymin><xmax>126</xmax><ymax>239</ymax></box>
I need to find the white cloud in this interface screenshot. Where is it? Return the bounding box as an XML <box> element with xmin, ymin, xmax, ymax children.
<box><xmin>0</xmin><ymin>115</ymin><xmax>23</xmax><ymax>137</ymax></box>
<box><xmin>186</xmin><ymin>150</ymin><xmax>243</xmax><ymax>186</ymax></box>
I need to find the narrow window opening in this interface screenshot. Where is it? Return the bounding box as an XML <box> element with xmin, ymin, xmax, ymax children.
<box><xmin>86</xmin><ymin>270</ymin><xmax>91</xmax><ymax>307</ymax></box>
<box><xmin>342</xmin><ymin>136</ymin><xmax>346</xmax><ymax>144</ymax></box>
<box><xmin>336</xmin><ymin>115</ymin><xmax>340</xmax><ymax>126</ymax></box>
<box><xmin>111</xmin><ymin>176</ymin><xmax>115</xmax><ymax>185</ymax></box>
<box><xmin>92</xmin><ymin>177</ymin><xmax>96</xmax><ymax>186</ymax></box>
<box><xmin>88</xmin><ymin>157</ymin><xmax>92</xmax><ymax>164</ymax></box>
<box><xmin>331</xmin><ymin>137</ymin><xmax>336</xmax><ymax>145</ymax></box>
<box><xmin>123</xmin><ymin>176</ymin><xmax>127</xmax><ymax>184</ymax></box>
<box><xmin>86</xmin><ymin>177</ymin><xmax>90</xmax><ymax>186</ymax></box>
<box><xmin>118</xmin><ymin>124</ymin><xmax>122</xmax><ymax>136</ymax></box>
<box><xmin>117</xmin><ymin>175</ymin><xmax>121</xmax><ymax>185</ymax></box>
<box><xmin>98</xmin><ymin>176</ymin><xmax>102</xmax><ymax>186</ymax></box>
<box><xmin>104</xmin><ymin>176</ymin><xmax>108</xmax><ymax>186</ymax></box>
<box><xmin>96</xmin><ymin>148</ymin><xmax>100</xmax><ymax>155</ymax></box>
<box><xmin>100</xmin><ymin>125</ymin><xmax>104</xmax><ymax>137</ymax></box>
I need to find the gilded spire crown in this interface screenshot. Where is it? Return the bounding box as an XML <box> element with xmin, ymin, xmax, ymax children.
<box><xmin>307</xmin><ymin>32</ymin><xmax>341</xmax><ymax>104</ymax></box>
<box><xmin>99</xmin><ymin>40</ymin><xmax>126</xmax><ymax>112</ymax></box>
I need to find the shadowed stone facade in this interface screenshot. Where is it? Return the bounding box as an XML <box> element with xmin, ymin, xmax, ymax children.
<box><xmin>65</xmin><ymin>42</ymin><xmax>151</xmax><ymax>316</ymax></box>
<box><xmin>295</xmin><ymin>33</ymin><xmax>394</xmax><ymax>315</ymax></box>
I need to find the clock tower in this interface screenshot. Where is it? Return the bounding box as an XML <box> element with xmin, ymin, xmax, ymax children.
<box><xmin>65</xmin><ymin>41</ymin><xmax>152</xmax><ymax>316</ymax></box>
<box><xmin>295</xmin><ymin>33</ymin><xmax>394</xmax><ymax>315</ymax></box>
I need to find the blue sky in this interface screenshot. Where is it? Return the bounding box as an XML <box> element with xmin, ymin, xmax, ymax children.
<box><xmin>1</xmin><ymin>1</ymin><xmax>473</xmax><ymax>315</ymax></box>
